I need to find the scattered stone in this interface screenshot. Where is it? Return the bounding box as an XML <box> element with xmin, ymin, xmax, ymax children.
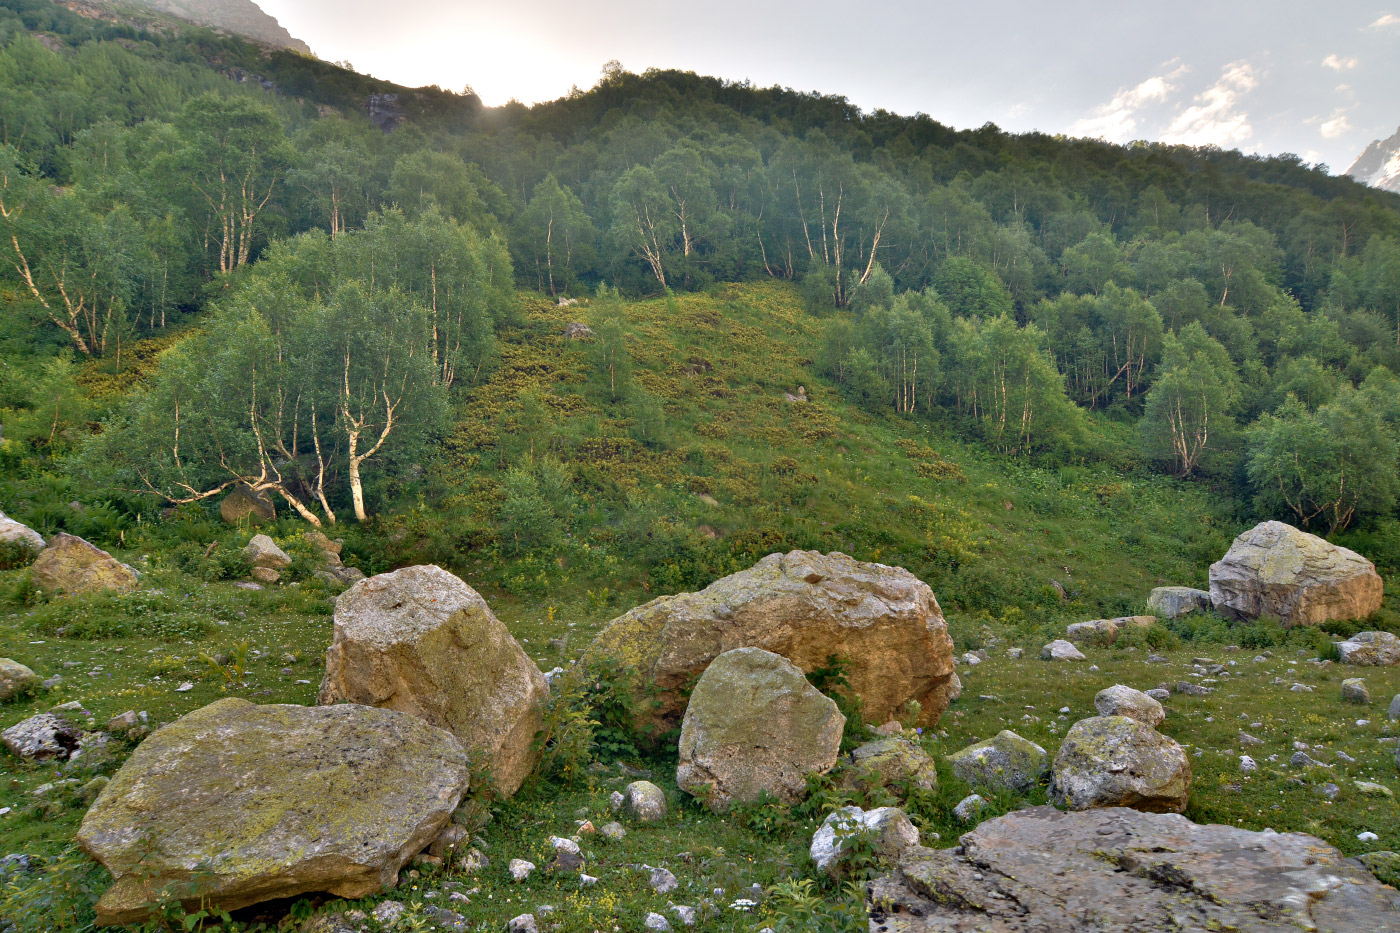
<box><xmin>563</xmin><ymin>322</ymin><xmax>595</xmax><ymax>340</ymax></box>
<box><xmin>946</xmin><ymin>730</ymin><xmax>1048</xmax><ymax>794</ymax></box>
<box><xmin>31</xmin><ymin>533</ymin><xmax>139</xmax><ymax>596</ymax></box>
<box><xmin>1209</xmin><ymin>521</ymin><xmax>1383</xmax><ymax>626</ymax></box>
<box><xmin>609</xmin><ymin>791</ymin><xmax>625</xmax><ymax>812</ymax></box>
<box><xmin>1357</xmin><ymin>781</ymin><xmax>1394</xmax><ymax>797</ymax></box>
<box><xmin>1339</xmin><ymin>631</ymin><xmax>1400</xmax><ymax>667</ymax></box>
<box><xmin>77</xmin><ymin>699</ymin><xmax>469</xmax><ymax>925</ymax></box>
<box><xmin>1316</xmin><ymin>783</ymin><xmax>1341</xmax><ymax>799</ymax></box>
<box><xmin>250</xmin><ymin>566</ymin><xmax>280</xmax><ymax>585</ymax></box>
<box><xmin>1147</xmin><ymin>586</ymin><xmax>1212</xmax><ymax>619</ymax></box>
<box><xmin>429</xmin><ymin>824</ymin><xmax>469</xmax><ymax>860</ymax></box>
<box><xmin>959</xmin><ymin>651</ymin><xmax>981</xmax><ymax>666</ymax></box>
<box><xmin>1005</xmin><ymin>647</ymin><xmax>1023</xmax><ymax>659</ymax></box>
<box><xmin>371</xmin><ymin>902</ymin><xmax>405</xmax><ymax>927</ymax></box>
<box><xmin>644</xmin><ymin>913</ymin><xmax>672</xmax><ymax>932</ymax></box>
<box><xmin>241</xmin><ymin>534</ymin><xmax>291</xmax><ymax>570</ymax></box>
<box><xmin>1359</xmin><ymin>851</ymin><xmax>1400</xmax><ymax>887</ymax></box>
<box><xmin>76</xmin><ymin>775</ymin><xmax>109</xmax><ymax>805</ymax></box>
<box><xmin>507</xmin><ymin>913</ymin><xmax>539</xmax><ymax>933</ymax></box>
<box><xmin>649</xmin><ymin>867</ymin><xmax>678</xmax><ymax>894</ymax></box>
<box><xmin>867</xmin><ymin>806</ymin><xmax>1400</xmax><ymax>931</ymax></box>
<box><xmin>670</xmin><ymin>904</ymin><xmax>697</xmax><ymax>926</ymax></box>
<box><xmin>1093</xmin><ymin>685</ymin><xmax>1165</xmax><ymax>727</ymax></box>
<box><xmin>0</xmin><ymin>659</ymin><xmax>41</xmax><ymax>700</ymax></box>
<box><xmin>1065</xmin><ymin>616</ymin><xmax>1155</xmax><ymax>645</ymax></box>
<box><xmin>586</xmin><ymin>551</ymin><xmax>958</xmax><ymax>737</ymax></box>
<box><xmin>1343</xmin><ymin>678</ymin><xmax>1372</xmax><ymax>704</ymax></box>
<box><xmin>318</xmin><ymin>565</ymin><xmax>548</xmax><ymax>797</ymax></box>
<box><xmin>104</xmin><ymin>711</ymin><xmax>139</xmax><ymax>734</ymax></box>
<box><xmin>1145</xmin><ymin>688</ymin><xmax>1171</xmax><ymax>701</ymax></box>
<box><xmin>219</xmin><ymin>484</ymin><xmax>276</xmax><ymax>525</ymax></box>
<box><xmin>1239</xmin><ymin>731</ymin><xmax>1263</xmax><ymax>747</ymax></box>
<box><xmin>1039</xmin><ymin>640</ymin><xmax>1086</xmax><ymax>662</ymax></box>
<box><xmin>837</xmin><ymin>736</ymin><xmax>938</xmax><ymax>794</ymax></box>
<box><xmin>2</xmin><ymin>713</ymin><xmax>83</xmax><ymax>761</ymax></box>
<box><xmin>0</xmin><ymin>510</ymin><xmax>45</xmax><ymax>553</ymax></box>
<box><xmin>624</xmin><ymin>781</ymin><xmax>667</xmax><ymax>822</ymax></box>
<box><xmin>953</xmin><ymin>794</ymin><xmax>988</xmax><ymax>823</ymax></box>
<box><xmin>547</xmin><ymin>836</ymin><xmax>583</xmax><ymax>874</ymax></box>
<box><xmin>1290</xmin><ymin>683</ymin><xmax>1315</xmax><ymax>693</ymax></box>
<box><xmin>509</xmin><ymin>859</ymin><xmax>535</xmax><ymax>882</ymax></box>
<box><xmin>1175</xmin><ymin>681</ymin><xmax>1213</xmax><ymax>696</ymax></box>
<box><xmin>1052</xmin><ymin>716</ymin><xmax>1191</xmax><ymax>813</ymax></box>
<box><xmin>1390</xmin><ymin>695</ymin><xmax>1400</xmax><ymax>721</ymax></box>
<box><xmin>1147</xmin><ymin>653</ymin><xmax>1168</xmax><ymax>663</ymax></box>
<box><xmin>809</xmin><ymin>806</ymin><xmax>919</xmax><ymax>875</ymax></box>
<box><xmin>1239</xmin><ymin>755</ymin><xmax>1257</xmax><ymax>772</ymax></box>
<box><xmin>1291</xmin><ymin>751</ymin><xmax>1328</xmax><ymax>769</ymax></box>
<box><xmin>1360</xmin><ymin>831</ymin><xmax>1380</xmax><ymax>842</ymax></box>
<box><xmin>677</xmin><ymin>648</ymin><xmax>843</xmax><ymax>810</ymax></box>
<box><xmin>600</xmin><ymin>821</ymin><xmax>625</xmax><ymax>841</ymax></box>
<box><xmin>456</xmin><ymin>849</ymin><xmax>487</xmax><ymax>874</ymax></box>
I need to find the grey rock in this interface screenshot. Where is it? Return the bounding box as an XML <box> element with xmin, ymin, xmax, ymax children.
<box><xmin>644</xmin><ymin>913</ymin><xmax>672</xmax><ymax>932</ymax></box>
<box><xmin>1039</xmin><ymin>639</ymin><xmax>1086</xmax><ymax>661</ymax></box>
<box><xmin>1145</xmin><ymin>688</ymin><xmax>1171</xmax><ymax>701</ymax></box>
<box><xmin>1239</xmin><ymin>731</ymin><xmax>1264</xmax><ymax>747</ymax></box>
<box><xmin>953</xmin><ymin>794</ymin><xmax>988</xmax><ymax>823</ymax></box>
<box><xmin>1339</xmin><ymin>631</ymin><xmax>1400</xmax><ymax>667</ymax></box>
<box><xmin>371</xmin><ymin>901</ymin><xmax>405</xmax><ymax>926</ymax></box>
<box><xmin>1065</xmin><ymin>616</ymin><xmax>1155</xmax><ymax>645</ymax></box>
<box><xmin>0</xmin><ymin>510</ymin><xmax>44</xmax><ymax>553</ymax></box>
<box><xmin>649</xmin><ymin>867</ymin><xmax>678</xmax><ymax>894</ymax></box>
<box><xmin>1316</xmin><ymin>782</ymin><xmax>1341</xmax><ymax>799</ymax></box>
<box><xmin>1052</xmin><ymin>716</ymin><xmax>1191</xmax><ymax>813</ymax></box>
<box><xmin>838</xmin><ymin>736</ymin><xmax>938</xmax><ymax>794</ymax></box>
<box><xmin>507</xmin><ymin>914</ymin><xmax>539</xmax><ymax>933</ymax></box>
<box><xmin>0</xmin><ymin>659</ymin><xmax>41</xmax><ymax>700</ymax></box>
<box><xmin>600</xmin><ymin>821</ymin><xmax>626</xmax><ymax>841</ymax></box>
<box><xmin>624</xmin><ymin>781</ymin><xmax>667</xmax><ymax>822</ymax></box>
<box><xmin>563</xmin><ymin>322</ymin><xmax>595</xmax><ymax>340</ymax></box>
<box><xmin>509</xmin><ymin>859</ymin><xmax>535</xmax><ymax>882</ymax></box>
<box><xmin>1148</xmin><ymin>586</ymin><xmax>1212</xmax><ymax>619</ymax></box>
<box><xmin>946</xmin><ymin>730</ymin><xmax>1048</xmax><ymax>794</ymax></box>
<box><xmin>1</xmin><ymin>713</ymin><xmax>83</xmax><ymax>761</ymax></box>
<box><xmin>1390</xmin><ymin>694</ymin><xmax>1400</xmax><ymax>721</ymax></box>
<box><xmin>669</xmin><ymin>904</ymin><xmax>697</xmax><ymax>926</ymax></box>
<box><xmin>242</xmin><ymin>534</ymin><xmax>290</xmax><ymax>570</ymax></box>
<box><xmin>1093</xmin><ymin>685</ymin><xmax>1165</xmax><ymax>727</ymax></box>
<box><xmin>867</xmin><ymin>806</ymin><xmax>1400</xmax><ymax>931</ymax></box>
<box><xmin>809</xmin><ymin>806</ymin><xmax>919</xmax><ymax>875</ymax></box>
<box><xmin>1343</xmin><ymin>678</ymin><xmax>1372</xmax><ymax>704</ymax></box>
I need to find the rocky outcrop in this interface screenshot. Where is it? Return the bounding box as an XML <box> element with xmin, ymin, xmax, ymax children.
<box><xmin>0</xmin><ymin>658</ymin><xmax>41</xmax><ymax>701</ymax></box>
<box><xmin>837</xmin><ymin>737</ymin><xmax>938</xmax><ymax>795</ymax></box>
<box><xmin>30</xmin><ymin>532</ymin><xmax>139</xmax><ymax>595</ymax></box>
<box><xmin>587</xmin><ymin>551</ymin><xmax>957</xmax><ymax>737</ymax></box>
<box><xmin>317</xmin><ymin>565</ymin><xmax>547</xmax><ymax>796</ymax></box>
<box><xmin>78</xmin><ymin>698</ymin><xmax>469</xmax><ymax>925</ymax></box>
<box><xmin>219</xmin><ymin>484</ymin><xmax>275</xmax><ymax>524</ymax></box>
<box><xmin>866</xmin><ymin>806</ymin><xmax>1400</xmax><ymax>931</ymax></box>
<box><xmin>117</xmin><ymin>0</ymin><xmax>312</xmax><ymax>53</ymax></box>
<box><xmin>1338</xmin><ymin>631</ymin><xmax>1400</xmax><ymax>666</ymax></box>
<box><xmin>368</xmin><ymin>94</ymin><xmax>403</xmax><ymax>132</ymax></box>
<box><xmin>676</xmin><ymin>647</ymin><xmax>844</xmax><ymax>810</ymax></box>
<box><xmin>0</xmin><ymin>510</ymin><xmax>44</xmax><ymax>554</ymax></box>
<box><xmin>1147</xmin><ymin>586</ymin><xmax>1211</xmax><ymax>619</ymax></box>
<box><xmin>946</xmin><ymin>730</ymin><xmax>1048</xmax><ymax>795</ymax></box>
<box><xmin>1209</xmin><ymin>521</ymin><xmax>1383</xmax><ymax>626</ymax></box>
<box><xmin>1052</xmin><ymin>716</ymin><xmax>1190</xmax><ymax>813</ymax></box>
<box><xmin>1066</xmin><ymin>615</ymin><xmax>1155</xmax><ymax>644</ymax></box>
<box><xmin>1094</xmin><ymin>684</ymin><xmax>1165</xmax><ymax>727</ymax></box>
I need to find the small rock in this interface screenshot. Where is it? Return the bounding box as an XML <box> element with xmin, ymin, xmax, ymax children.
<box><xmin>1239</xmin><ymin>732</ymin><xmax>1263</xmax><ymax>747</ymax></box>
<box><xmin>624</xmin><ymin>780</ymin><xmax>667</xmax><ymax>822</ymax></box>
<box><xmin>507</xmin><ymin>914</ymin><xmax>539</xmax><ymax>933</ymax></box>
<box><xmin>1006</xmin><ymin>648</ymin><xmax>1023</xmax><ymax>659</ymax></box>
<box><xmin>669</xmin><ymin>905</ymin><xmax>697</xmax><ymax>926</ymax></box>
<box><xmin>600</xmin><ymin>821</ymin><xmax>626</xmax><ymax>841</ymax></box>
<box><xmin>579</xmin><ymin>873</ymin><xmax>598</xmax><ymax>887</ymax></box>
<box><xmin>1337</xmin><ymin>751</ymin><xmax>1356</xmax><ymax>764</ymax></box>
<box><xmin>1239</xmin><ymin>755</ymin><xmax>1257</xmax><ymax>773</ymax></box>
<box><xmin>0</xmin><ymin>659</ymin><xmax>42</xmax><ymax>700</ymax></box>
<box><xmin>946</xmin><ymin>730</ymin><xmax>1048</xmax><ymax>794</ymax></box>
<box><xmin>1145</xmin><ymin>688</ymin><xmax>1171</xmax><ymax>701</ymax></box>
<box><xmin>509</xmin><ymin>859</ymin><xmax>535</xmax><ymax>882</ymax></box>
<box><xmin>1040</xmin><ymin>640</ymin><xmax>1085</xmax><ymax>662</ymax></box>
<box><xmin>810</xmin><ymin>806</ymin><xmax>920</xmax><ymax>874</ymax></box>
<box><xmin>650</xmin><ymin>867</ymin><xmax>678</xmax><ymax>894</ymax></box>
<box><xmin>1389</xmin><ymin>694</ymin><xmax>1400</xmax><ymax>721</ymax></box>
<box><xmin>1357</xmin><ymin>781</ymin><xmax>1394</xmax><ymax>797</ymax></box>
<box><xmin>456</xmin><ymin>849</ymin><xmax>487</xmax><ymax>874</ymax></box>
<box><xmin>1343</xmin><ymin>678</ymin><xmax>1372</xmax><ymax>704</ymax></box>
<box><xmin>644</xmin><ymin>913</ymin><xmax>672</xmax><ymax>932</ymax></box>
<box><xmin>371</xmin><ymin>901</ymin><xmax>405</xmax><ymax>926</ymax></box>
<box><xmin>1093</xmin><ymin>685</ymin><xmax>1165</xmax><ymax>727</ymax></box>
<box><xmin>609</xmin><ymin>791</ymin><xmax>625</xmax><ymax>812</ymax></box>
<box><xmin>1359</xmin><ymin>831</ymin><xmax>1380</xmax><ymax>842</ymax></box>
<box><xmin>953</xmin><ymin>794</ymin><xmax>988</xmax><ymax>823</ymax></box>
<box><xmin>1175</xmin><ymin>682</ymin><xmax>1213</xmax><ymax>697</ymax></box>
<box><xmin>1291</xmin><ymin>751</ymin><xmax>1328</xmax><ymax>769</ymax></box>
<box><xmin>1</xmin><ymin>713</ymin><xmax>83</xmax><ymax>761</ymax></box>
<box><xmin>1315</xmin><ymin>783</ymin><xmax>1340</xmax><ymax>799</ymax></box>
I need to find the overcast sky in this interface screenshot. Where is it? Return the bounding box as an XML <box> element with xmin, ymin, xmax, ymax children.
<box><xmin>258</xmin><ymin>1</ymin><xmax>1400</xmax><ymax>174</ymax></box>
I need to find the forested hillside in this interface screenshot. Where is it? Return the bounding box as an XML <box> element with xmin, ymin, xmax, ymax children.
<box><xmin>2</xmin><ymin>0</ymin><xmax>1400</xmax><ymax>607</ymax></box>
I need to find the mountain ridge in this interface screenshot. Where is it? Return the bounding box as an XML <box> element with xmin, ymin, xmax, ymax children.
<box><xmin>86</xmin><ymin>0</ymin><xmax>310</xmax><ymax>53</ymax></box>
<box><xmin>1346</xmin><ymin>125</ymin><xmax>1400</xmax><ymax>194</ymax></box>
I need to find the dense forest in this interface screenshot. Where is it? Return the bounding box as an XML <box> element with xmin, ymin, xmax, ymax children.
<box><xmin>4</xmin><ymin>0</ymin><xmax>1400</xmax><ymax>587</ymax></box>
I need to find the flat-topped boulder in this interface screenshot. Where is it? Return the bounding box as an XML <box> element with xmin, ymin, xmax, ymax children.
<box><xmin>866</xmin><ymin>806</ymin><xmax>1400</xmax><ymax>931</ymax></box>
<box><xmin>1148</xmin><ymin>586</ymin><xmax>1212</xmax><ymax>619</ymax></box>
<box><xmin>677</xmin><ymin>647</ymin><xmax>843</xmax><ymax>810</ymax></box>
<box><xmin>1209</xmin><ymin>521</ymin><xmax>1382</xmax><ymax>626</ymax></box>
<box><xmin>836</xmin><ymin>736</ymin><xmax>938</xmax><ymax>795</ymax></box>
<box><xmin>30</xmin><ymin>533</ymin><xmax>138</xmax><ymax>596</ymax></box>
<box><xmin>586</xmin><ymin>551</ymin><xmax>956</xmax><ymax>737</ymax></box>
<box><xmin>1066</xmin><ymin>615</ymin><xmax>1155</xmax><ymax>644</ymax></box>
<box><xmin>318</xmin><ymin>565</ymin><xmax>547</xmax><ymax>796</ymax></box>
<box><xmin>78</xmin><ymin>698</ymin><xmax>470</xmax><ymax>925</ymax></box>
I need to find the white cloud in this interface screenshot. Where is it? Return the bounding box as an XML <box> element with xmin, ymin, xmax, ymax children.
<box><xmin>1367</xmin><ymin>13</ymin><xmax>1400</xmax><ymax>28</ymax></box>
<box><xmin>1160</xmin><ymin>61</ymin><xmax>1258</xmax><ymax>148</ymax></box>
<box><xmin>1067</xmin><ymin>67</ymin><xmax>1185</xmax><ymax>142</ymax></box>
<box><xmin>1322</xmin><ymin>53</ymin><xmax>1358</xmax><ymax>70</ymax></box>
<box><xmin>1320</xmin><ymin>110</ymin><xmax>1353</xmax><ymax>138</ymax></box>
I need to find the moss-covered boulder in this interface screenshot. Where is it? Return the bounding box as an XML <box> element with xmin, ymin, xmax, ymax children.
<box><xmin>30</xmin><ymin>532</ymin><xmax>138</xmax><ymax>596</ymax></box>
<box><xmin>318</xmin><ymin>565</ymin><xmax>547</xmax><ymax>797</ymax></box>
<box><xmin>0</xmin><ymin>658</ymin><xmax>41</xmax><ymax>701</ymax></box>
<box><xmin>1210</xmin><ymin>521</ymin><xmax>1383</xmax><ymax>626</ymax></box>
<box><xmin>836</xmin><ymin>736</ymin><xmax>938</xmax><ymax>795</ymax></box>
<box><xmin>1093</xmin><ymin>684</ymin><xmax>1166</xmax><ymax>726</ymax></box>
<box><xmin>78</xmin><ymin>698</ymin><xmax>470</xmax><ymax>926</ymax></box>
<box><xmin>946</xmin><ymin>730</ymin><xmax>1048</xmax><ymax>794</ymax></box>
<box><xmin>677</xmin><ymin>647</ymin><xmax>844</xmax><ymax>810</ymax></box>
<box><xmin>586</xmin><ymin>550</ymin><xmax>956</xmax><ymax>738</ymax></box>
<box><xmin>219</xmin><ymin>483</ymin><xmax>275</xmax><ymax>524</ymax></box>
<box><xmin>1051</xmin><ymin>715</ymin><xmax>1191</xmax><ymax>813</ymax></box>
<box><xmin>1338</xmin><ymin>631</ymin><xmax>1400</xmax><ymax>667</ymax></box>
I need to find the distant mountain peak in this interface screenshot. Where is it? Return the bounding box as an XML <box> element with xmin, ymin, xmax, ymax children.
<box><xmin>1346</xmin><ymin>126</ymin><xmax>1400</xmax><ymax>194</ymax></box>
<box><xmin>90</xmin><ymin>0</ymin><xmax>311</xmax><ymax>54</ymax></box>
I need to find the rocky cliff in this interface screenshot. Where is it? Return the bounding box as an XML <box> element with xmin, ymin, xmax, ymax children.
<box><xmin>1347</xmin><ymin>125</ymin><xmax>1400</xmax><ymax>194</ymax></box>
<box><xmin>94</xmin><ymin>0</ymin><xmax>311</xmax><ymax>53</ymax></box>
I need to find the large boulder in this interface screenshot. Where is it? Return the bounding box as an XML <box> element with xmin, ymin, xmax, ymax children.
<box><xmin>0</xmin><ymin>510</ymin><xmax>45</xmax><ymax>555</ymax></box>
<box><xmin>317</xmin><ymin>565</ymin><xmax>547</xmax><ymax>797</ymax></box>
<box><xmin>587</xmin><ymin>551</ymin><xmax>956</xmax><ymax>737</ymax></box>
<box><xmin>30</xmin><ymin>533</ymin><xmax>139</xmax><ymax>596</ymax></box>
<box><xmin>1148</xmin><ymin>586</ymin><xmax>1212</xmax><ymax>619</ymax></box>
<box><xmin>242</xmin><ymin>534</ymin><xmax>291</xmax><ymax>570</ymax></box>
<box><xmin>1065</xmin><ymin>615</ymin><xmax>1156</xmax><ymax>645</ymax></box>
<box><xmin>1052</xmin><ymin>716</ymin><xmax>1191</xmax><ymax>813</ymax></box>
<box><xmin>946</xmin><ymin>730</ymin><xmax>1048</xmax><ymax>794</ymax></box>
<box><xmin>78</xmin><ymin>698</ymin><xmax>469</xmax><ymax>925</ymax></box>
<box><xmin>1094</xmin><ymin>684</ymin><xmax>1166</xmax><ymax>727</ymax></box>
<box><xmin>676</xmin><ymin>647</ymin><xmax>844</xmax><ymax>810</ymax></box>
<box><xmin>219</xmin><ymin>483</ymin><xmax>275</xmax><ymax>525</ymax></box>
<box><xmin>0</xmin><ymin>658</ymin><xmax>41</xmax><ymax>701</ymax></box>
<box><xmin>810</xmin><ymin>805</ymin><xmax>919</xmax><ymax>875</ymax></box>
<box><xmin>1209</xmin><ymin>521</ymin><xmax>1383</xmax><ymax>626</ymax></box>
<box><xmin>2</xmin><ymin>712</ymin><xmax>82</xmax><ymax>760</ymax></box>
<box><xmin>836</xmin><ymin>736</ymin><xmax>938</xmax><ymax>795</ymax></box>
<box><xmin>1338</xmin><ymin>631</ymin><xmax>1400</xmax><ymax>667</ymax></box>
<box><xmin>866</xmin><ymin>806</ymin><xmax>1400</xmax><ymax>931</ymax></box>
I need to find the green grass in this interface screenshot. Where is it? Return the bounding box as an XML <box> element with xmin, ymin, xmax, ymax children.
<box><xmin>3</xmin><ymin>282</ymin><xmax>1400</xmax><ymax>930</ymax></box>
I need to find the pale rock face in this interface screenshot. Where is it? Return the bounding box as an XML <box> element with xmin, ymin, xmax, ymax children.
<box><xmin>677</xmin><ymin>647</ymin><xmax>843</xmax><ymax>810</ymax></box>
<box><xmin>30</xmin><ymin>533</ymin><xmax>139</xmax><ymax>596</ymax></box>
<box><xmin>1040</xmin><ymin>639</ymin><xmax>1086</xmax><ymax>661</ymax></box>
<box><xmin>1209</xmin><ymin>521</ymin><xmax>1382</xmax><ymax>626</ymax></box>
<box><xmin>318</xmin><ymin>565</ymin><xmax>548</xmax><ymax>796</ymax></box>
<box><xmin>1338</xmin><ymin>631</ymin><xmax>1400</xmax><ymax>667</ymax></box>
<box><xmin>0</xmin><ymin>510</ymin><xmax>45</xmax><ymax>553</ymax></box>
<box><xmin>867</xmin><ymin>807</ymin><xmax>1400</xmax><ymax>930</ymax></box>
<box><xmin>809</xmin><ymin>805</ymin><xmax>919</xmax><ymax>875</ymax></box>
<box><xmin>77</xmin><ymin>699</ymin><xmax>470</xmax><ymax>925</ymax></box>
<box><xmin>946</xmin><ymin>730</ymin><xmax>1049</xmax><ymax>794</ymax></box>
<box><xmin>1148</xmin><ymin>586</ymin><xmax>1212</xmax><ymax>619</ymax></box>
<box><xmin>1051</xmin><ymin>716</ymin><xmax>1191</xmax><ymax>813</ymax></box>
<box><xmin>1093</xmin><ymin>684</ymin><xmax>1166</xmax><ymax>727</ymax></box>
<box><xmin>586</xmin><ymin>551</ymin><xmax>957</xmax><ymax>737</ymax></box>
